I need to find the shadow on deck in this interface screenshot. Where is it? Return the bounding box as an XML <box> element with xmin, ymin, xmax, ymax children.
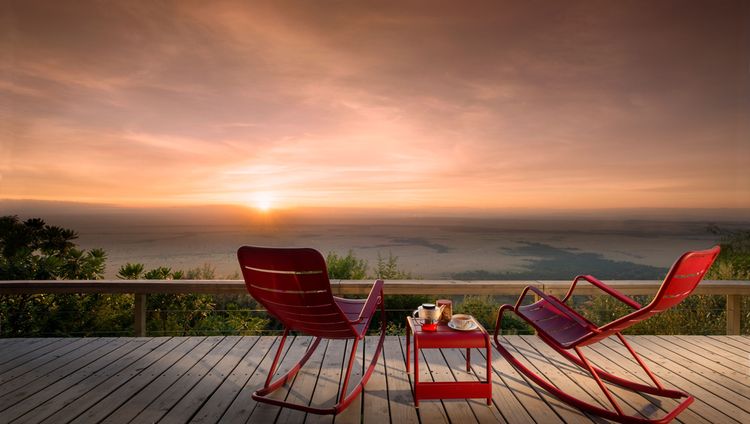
<box><xmin>0</xmin><ymin>335</ymin><xmax>748</xmax><ymax>423</ymax></box>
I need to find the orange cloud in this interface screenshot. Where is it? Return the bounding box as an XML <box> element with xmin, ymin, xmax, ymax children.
<box><xmin>1</xmin><ymin>1</ymin><xmax>748</xmax><ymax>211</ymax></box>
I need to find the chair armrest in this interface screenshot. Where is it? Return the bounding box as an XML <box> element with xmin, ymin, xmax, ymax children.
<box><xmin>562</xmin><ymin>275</ymin><xmax>641</xmax><ymax>309</ymax></box>
<box><xmin>515</xmin><ymin>285</ymin><xmax>596</xmax><ymax>331</ymax></box>
<box><xmin>350</xmin><ymin>279</ymin><xmax>384</xmax><ymax>324</ymax></box>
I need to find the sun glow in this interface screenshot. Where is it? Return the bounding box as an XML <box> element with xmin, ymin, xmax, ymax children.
<box><xmin>253</xmin><ymin>192</ymin><xmax>274</xmax><ymax>212</ymax></box>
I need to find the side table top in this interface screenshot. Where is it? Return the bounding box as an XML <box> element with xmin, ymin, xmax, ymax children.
<box><xmin>406</xmin><ymin>316</ymin><xmax>488</xmax><ymax>348</ymax></box>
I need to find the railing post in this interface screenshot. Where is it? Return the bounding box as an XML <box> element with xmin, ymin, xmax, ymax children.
<box><xmin>726</xmin><ymin>294</ymin><xmax>741</xmax><ymax>335</ymax></box>
<box><xmin>134</xmin><ymin>293</ymin><xmax>147</xmax><ymax>337</ymax></box>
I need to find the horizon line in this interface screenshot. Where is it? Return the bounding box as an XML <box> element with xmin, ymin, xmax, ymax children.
<box><xmin>2</xmin><ymin>198</ymin><xmax>749</xmax><ymax>222</ymax></box>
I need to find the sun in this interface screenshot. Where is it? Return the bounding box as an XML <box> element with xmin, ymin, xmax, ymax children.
<box><xmin>253</xmin><ymin>192</ymin><xmax>274</xmax><ymax>212</ymax></box>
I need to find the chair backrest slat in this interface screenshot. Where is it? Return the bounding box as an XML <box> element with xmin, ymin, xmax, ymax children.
<box><xmin>582</xmin><ymin>245</ymin><xmax>720</xmax><ymax>346</ymax></box>
<box><xmin>648</xmin><ymin>246</ymin><xmax>721</xmax><ymax>311</ymax></box>
<box><xmin>238</xmin><ymin>246</ymin><xmax>356</xmax><ymax>338</ymax></box>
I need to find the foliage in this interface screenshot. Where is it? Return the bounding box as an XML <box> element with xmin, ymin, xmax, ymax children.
<box><xmin>580</xmin><ymin>294</ymin><xmax>726</xmax><ymax>335</ymax></box>
<box><xmin>326</xmin><ymin>250</ymin><xmax>368</xmax><ymax>279</ymax></box>
<box><xmin>324</xmin><ymin>250</ymin><xmax>423</xmax><ymax>333</ymax></box>
<box><xmin>184</xmin><ymin>263</ymin><xmax>217</xmax><ymax>279</ymax></box>
<box><xmin>380</xmin><ymin>294</ymin><xmax>432</xmax><ymax>335</ymax></box>
<box><xmin>374</xmin><ymin>252</ymin><xmax>413</xmax><ymax>279</ymax></box>
<box><xmin>705</xmin><ymin>227</ymin><xmax>750</xmax><ymax>334</ymax></box>
<box><xmin>0</xmin><ymin>215</ymin><xmax>106</xmax><ymax>280</ymax></box>
<box><xmin>0</xmin><ymin>216</ymin><xmax>118</xmax><ymax>336</ymax></box>
<box><xmin>578</xmin><ymin>227</ymin><xmax>749</xmax><ymax>335</ymax></box>
<box><xmin>326</xmin><ymin>250</ymin><xmax>414</xmax><ymax>280</ymax></box>
<box><xmin>706</xmin><ymin>227</ymin><xmax>750</xmax><ymax>280</ymax></box>
<box><xmin>118</xmin><ymin>263</ymin><xmax>211</xmax><ymax>335</ymax></box>
<box><xmin>114</xmin><ymin>262</ymin><xmax>268</xmax><ymax>336</ymax></box>
<box><xmin>117</xmin><ymin>263</ymin><xmax>144</xmax><ymax>279</ymax></box>
<box><xmin>455</xmin><ymin>295</ymin><xmax>531</xmax><ymax>334</ymax></box>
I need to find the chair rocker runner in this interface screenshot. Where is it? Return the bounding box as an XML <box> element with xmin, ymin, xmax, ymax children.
<box><xmin>238</xmin><ymin>246</ymin><xmax>386</xmax><ymax>415</ymax></box>
<box><xmin>493</xmin><ymin>246</ymin><xmax>720</xmax><ymax>424</ymax></box>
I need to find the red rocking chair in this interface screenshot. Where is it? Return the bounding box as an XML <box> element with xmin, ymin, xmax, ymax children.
<box><xmin>237</xmin><ymin>246</ymin><xmax>386</xmax><ymax>415</ymax></box>
<box><xmin>494</xmin><ymin>246</ymin><xmax>720</xmax><ymax>424</ymax></box>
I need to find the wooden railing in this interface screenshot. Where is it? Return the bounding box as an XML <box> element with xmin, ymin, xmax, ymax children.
<box><xmin>1</xmin><ymin>279</ymin><xmax>748</xmax><ymax>336</ymax></box>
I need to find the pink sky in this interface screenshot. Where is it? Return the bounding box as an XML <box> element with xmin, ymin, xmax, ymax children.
<box><xmin>1</xmin><ymin>1</ymin><xmax>748</xmax><ymax>213</ymax></box>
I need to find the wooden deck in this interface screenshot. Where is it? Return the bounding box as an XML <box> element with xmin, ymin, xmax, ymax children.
<box><xmin>0</xmin><ymin>335</ymin><xmax>748</xmax><ymax>423</ymax></box>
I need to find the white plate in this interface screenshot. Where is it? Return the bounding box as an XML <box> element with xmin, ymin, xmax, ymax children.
<box><xmin>448</xmin><ymin>320</ymin><xmax>478</xmax><ymax>331</ymax></box>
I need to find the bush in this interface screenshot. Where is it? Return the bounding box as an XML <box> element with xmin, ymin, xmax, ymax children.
<box><xmin>0</xmin><ymin>216</ymin><xmax>118</xmax><ymax>336</ymax></box>
<box><xmin>326</xmin><ymin>250</ymin><xmax>368</xmax><ymax>279</ymax></box>
<box><xmin>455</xmin><ymin>295</ymin><xmax>532</xmax><ymax>335</ymax></box>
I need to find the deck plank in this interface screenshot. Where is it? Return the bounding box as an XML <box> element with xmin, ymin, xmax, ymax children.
<box><xmin>676</xmin><ymin>335</ymin><xmax>750</xmax><ymax>366</ymax></box>
<box><xmin>0</xmin><ymin>338</ymin><xmax>140</xmax><ymax>422</ymax></box>
<box><xmin>600</xmin><ymin>337</ymin><xmax>746</xmax><ymax>423</ymax></box>
<box><xmin>726</xmin><ymin>336</ymin><xmax>750</xmax><ymax>351</ymax></box>
<box><xmin>39</xmin><ymin>337</ymin><xmax>186</xmax><ymax>424</ymax></box>
<box><xmin>655</xmin><ymin>335</ymin><xmax>750</xmax><ymax>386</ymax></box>
<box><xmin>14</xmin><ymin>337</ymin><xmax>165</xmax><ymax>424</ymax></box>
<box><xmin>0</xmin><ymin>338</ymin><xmax>102</xmax><ymax>389</ymax></box>
<box><xmin>275</xmin><ymin>337</ymin><xmax>328</xmax><ymax>424</ymax></box>
<box><xmin>215</xmin><ymin>336</ymin><xmax>292</xmax><ymax>424</ymax></box>
<box><xmin>0</xmin><ymin>338</ymin><xmax>127</xmax><ymax>412</ymax></box>
<box><xmin>189</xmin><ymin>336</ymin><xmax>274</xmax><ymax>424</ymax></box>
<box><xmin>0</xmin><ymin>336</ymin><xmax>748</xmax><ymax>423</ymax></box>
<box><xmin>442</xmin><ymin>346</ymin><xmax>504</xmax><ymax>422</ymax></box>
<box><xmin>628</xmin><ymin>337</ymin><xmax>750</xmax><ymax>404</ymax></box>
<box><xmin>98</xmin><ymin>336</ymin><xmax>221</xmax><ymax>424</ymax></box>
<box><xmin>0</xmin><ymin>338</ymin><xmax>67</xmax><ymax>369</ymax></box>
<box><xmin>69</xmin><ymin>337</ymin><xmax>202</xmax><ymax>424</ymax></box>
<box><xmin>464</xmin><ymin>344</ymin><xmax>530</xmax><ymax>424</ymax></box>
<box><xmin>487</xmin><ymin>337</ymin><xmax>565</xmax><ymax>424</ymax></box>
<box><xmin>159</xmin><ymin>336</ymin><xmax>259</xmax><ymax>424</ymax></box>
<box><xmin>245</xmin><ymin>336</ymin><xmax>312</xmax><ymax>423</ymax></box>
<box><xmin>362</xmin><ymin>336</ymin><xmax>390</xmax><ymax>424</ymax></box>
<box><xmin>334</xmin><ymin>338</ymin><xmax>365</xmax><ymax>424</ymax></box>
<box><xmin>500</xmin><ymin>336</ymin><xmax>597</xmax><ymax>423</ymax></box>
<box><xmin>590</xmin><ymin>338</ymin><xmax>726</xmax><ymax>424</ymax></box>
<box><xmin>130</xmin><ymin>336</ymin><xmax>241</xmax><ymax>423</ymax></box>
<box><xmin>580</xmin><ymin>338</ymin><xmax>707</xmax><ymax>424</ymax></box>
<box><xmin>420</xmin><ymin>346</ymin><xmax>476</xmax><ymax>423</ymax></box>
<box><xmin>411</xmin><ymin>340</ymin><xmax>450</xmax><ymax>424</ymax></box>
<box><xmin>522</xmin><ymin>336</ymin><xmax>656</xmax><ymax>420</ymax></box>
<box><xmin>380</xmin><ymin>336</ymin><xmax>419</xmax><ymax>424</ymax></box>
<box><xmin>304</xmin><ymin>339</ymin><xmax>345</xmax><ymax>424</ymax></box>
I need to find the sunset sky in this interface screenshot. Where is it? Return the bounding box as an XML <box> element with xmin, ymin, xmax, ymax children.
<box><xmin>1</xmin><ymin>1</ymin><xmax>748</xmax><ymax>213</ymax></box>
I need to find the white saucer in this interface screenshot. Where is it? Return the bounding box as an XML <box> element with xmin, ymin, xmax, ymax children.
<box><xmin>448</xmin><ymin>320</ymin><xmax>478</xmax><ymax>331</ymax></box>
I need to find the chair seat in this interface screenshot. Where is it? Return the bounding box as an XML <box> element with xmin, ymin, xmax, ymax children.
<box><xmin>517</xmin><ymin>299</ymin><xmax>595</xmax><ymax>348</ymax></box>
<box><xmin>334</xmin><ymin>296</ymin><xmax>368</xmax><ymax>335</ymax></box>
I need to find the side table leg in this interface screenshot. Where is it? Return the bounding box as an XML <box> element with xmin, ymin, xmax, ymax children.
<box><xmin>414</xmin><ymin>339</ymin><xmax>420</xmax><ymax>407</ymax></box>
<box><xmin>466</xmin><ymin>348</ymin><xmax>471</xmax><ymax>372</ymax></box>
<box><xmin>406</xmin><ymin>320</ymin><xmax>411</xmax><ymax>372</ymax></box>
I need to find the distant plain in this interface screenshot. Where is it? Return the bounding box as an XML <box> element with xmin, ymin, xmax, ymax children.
<box><xmin>72</xmin><ymin>217</ymin><xmax>734</xmax><ymax>280</ymax></box>
<box><xmin>4</xmin><ymin>201</ymin><xmax>745</xmax><ymax>280</ymax></box>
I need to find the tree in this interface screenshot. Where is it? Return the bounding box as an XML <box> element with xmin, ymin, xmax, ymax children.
<box><xmin>0</xmin><ymin>215</ymin><xmax>113</xmax><ymax>336</ymax></box>
<box><xmin>0</xmin><ymin>215</ymin><xmax>106</xmax><ymax>280</ymax></box>
<box><xmin>117</xmin><ymin>262</ymin><xmax>145</xmax><ymax>279</ymax></box>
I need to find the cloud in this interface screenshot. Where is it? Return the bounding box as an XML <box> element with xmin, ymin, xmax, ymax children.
<box><xmin>1</xmin><ymin>0</ymin><xmax>748</xmax><ymax>209</ymax></box>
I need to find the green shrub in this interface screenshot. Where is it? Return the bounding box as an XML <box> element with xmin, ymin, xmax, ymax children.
<box><xmin>455</xmin><ymin>295</ymin><xmax>532</xmax><ymax>334</ymax></box>
<box><xmin>326</xmin><ymin>250</ymin><xmax>368</xmax><ymax>279</ymax></box>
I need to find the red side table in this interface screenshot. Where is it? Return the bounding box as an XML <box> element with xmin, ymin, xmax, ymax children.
<box><xmin>406</xmin><ymin>316</ymin><xmax>492</xmax><ymax>406</ymax></box>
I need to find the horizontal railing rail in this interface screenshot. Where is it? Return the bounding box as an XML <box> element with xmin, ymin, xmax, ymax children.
<box><xmin>1</xmin><ymin>279</ymin><xmax>747</xmax><ymax>335</ymax></box>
